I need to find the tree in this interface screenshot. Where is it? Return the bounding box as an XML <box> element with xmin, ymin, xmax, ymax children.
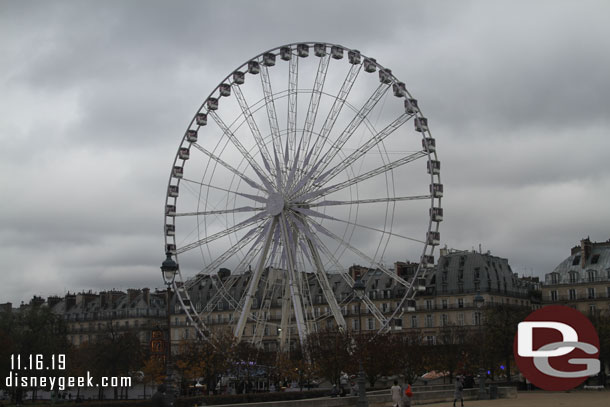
<box><xmin>353</xmin><ymin>331</ymin><xmax>396</xmax><ymax>387</ymax></box>
<box><xmin>434</xmin><ymin>324</ymin><xmax>476</xmax><ymax>382</ymax></box>
<box><xmin>483</xmin><ymin>304</ymin><xmax>530</xmax><ymax>380</ymax></box>
<box><xmin>392</xmin><ymin>331</ymin><xmax>430</xmax><ymax>385</ymax></box>
<box><xmin>306</xmin><ymin>329</ymin><xmax>352</xmax><ymax>386</ymax></box>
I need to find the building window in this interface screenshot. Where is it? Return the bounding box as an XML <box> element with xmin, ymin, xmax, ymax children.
<box><xmin>442</xmin><ymin>299</ymin><xmax>448</xmax><ymax>309</ymax></box>
<box><xmin>588</xmin><ymin>287</ymin><xmax>595</xmax><ymax>299</ymax></box>
<box><xmin>572</xmin><ymin>255</ymin><xmax>581</xmax><ymax>266</ymax></box>
<box><xmin>425</xmin><ymin>314</ymin><xmax>433</xmax><ymax>328</ymax></box>
<box><xmin>426</xmin><ymin>300</ymin><xmax>433</xmax><ymax>310</ymax></box>
<box><xmin>588</xmin><ymin>271</ymin><xmax>597</xmax><ymax>282</ymax></box>
<box><xmin>589</xmin><ymin>304</ymin><xmax>596</xmax><ymax>314</ymax></box>
<box><xmin>551</xmin><ymin>273</ymin><xmax>559</xmax><ymax>284</ymax></box>
<box><xmin>591</xmin><ymin>254</ymin><xmax>600</xmax><ymax>264</ymax></box>
<box><xmin>394</xmin><ymin>318</ymin><xmax>403</xmax><ymax>329</ymax></box>
<box><xmin>367</xmin><ymin>318</ymin><xmax>374</xmax><ymax>330</ymax></box>
<box><xmin>569</xmin><ymin>272</ymin><xmax>578</xmax><ymax>284</ymax></box>
<box><xmin>569</xmin><ymin>289</ymin><xmax>577</xmax><ymax>300</ymax></box>
<box><xmin>352</xmin><ymin>319</ymin><xmax>359</xmax><ymax>331</ymax></box>
<box><xmin>458</xmin><ymin>298</ymin><xmax>464</xmax><ymax>308</ymax></box>
<box><xmin>411</xmin><ymin>315</ymin><xmax>418</xmax><ymax>328</ymax></box>
<box><xmin>474</xmin><ymin>312</ymin><xmax>482</xmax><ymax>326</ymax></box>
<box><xmin>426</xmin><ymin>336</ymin><xmax>435</xmax><ymax>345</ymax></box>
<box><xmin>550</xmin><ymin>291</ymin><xmax>558</xmax><ymax>301</ymax></box>
<box><xmin>441</xmin><ymin>314</ymin><xmax>448</xmax><ymax>327</ymax></box>
<box><xmin>457</xmin><ymin>313</ymin><xmax>465</xmax><ymax>326</ymax></box>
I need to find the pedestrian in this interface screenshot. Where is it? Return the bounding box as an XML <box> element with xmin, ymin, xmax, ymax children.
<box><xmin>403</xmin><ymin>382</ymin><xmax>413</xmax><ymax>407</ymax></box>
<box><xmin>151</xmin><ymin>384</ymin><xmax>170</xmax><ymax>407</ymax></box>
<box><xmin>453</xmin><ymin>376</ymin><xmax>464</xmax><ymax>407</ymax></box>
<box><xmin>391</xmin><ymin>380</ymin><xmax>402</xmax><ymax>407</ymax></box>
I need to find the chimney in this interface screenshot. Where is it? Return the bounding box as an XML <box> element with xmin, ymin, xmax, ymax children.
<box><xmin>142</xmin><ymin>288</ymin><xmax>150</xmax><ymax>305</ymax></box>
<box><xmin>127</xmin><ymin>289</ymin><xmax>140</xmax><ymax>304</ymax></box>
<box><xmin>581</xmin><ymin>237</ymin><xmax>592</xmax><ymax>269</ymax></box>
<box><xmin>0</xmin><ymin>303</ymin><xmax>12</xmax><ymax>313</ymax></box>
<box><xmin>47</xmin><ymin>296</ymin><xmax>62</xmax><ymax>308</ymax></box>
<box><xmin>65</xmin><ymin>293</ymin><xmax>76</xmax><ymax>310</ymax></box>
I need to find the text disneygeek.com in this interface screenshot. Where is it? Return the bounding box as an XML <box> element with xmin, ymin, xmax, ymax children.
<box><xmin>5</xmin><ymin>372</ymin><xmax>132</xmax><ymax>391</ymax></box>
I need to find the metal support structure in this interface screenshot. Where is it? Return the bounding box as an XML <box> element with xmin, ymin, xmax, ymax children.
<box><xmin>356</xmin><ymin>291</ymin><xmax>368</xmax><ymax>407</ymax></box>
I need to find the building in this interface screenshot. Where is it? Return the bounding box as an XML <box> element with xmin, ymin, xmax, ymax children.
<box><xmin>542</xmin><ymin>237</ymin><xmax>610</xmax><ymax>315</ymax></box>
<box><xmin>48</xmin><ymin>288</ymin><xmax>167</xmax><ymax>346</ymax></box>
<box><xmin>170</xmin><ymin>248</ymin><xmax>540</xmax><ymax>349</ymax></box>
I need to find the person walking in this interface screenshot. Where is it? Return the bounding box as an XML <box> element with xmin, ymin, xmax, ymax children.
<box><xmin>391</xmin><ymin>380</ymin><xmax>402</xmax><ymax>407</ymax></box>
<box><xmin>151</xmin><ymin>384</ymin><xmax>171</xmax><ymax>407</ymax></box>
<box><xmin>453</xmin><ymin>376</ymin><xmax>464</xmax><ymax>407</ymax></box>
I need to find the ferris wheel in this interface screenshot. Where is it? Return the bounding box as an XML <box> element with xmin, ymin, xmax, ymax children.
<box><xmin>163</xmin><ymin>42</ymin><xmax>442</xmax><ymax>347</ymax></box>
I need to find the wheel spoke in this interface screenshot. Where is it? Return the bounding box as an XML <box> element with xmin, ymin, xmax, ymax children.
<box><xmin>306</xmin><ymin>217</ymin><xmax>412</xmax><ymax>287</ymax></box>
<box><xmin>260</xmin><ymin>64</ymin><xmax>285</xmax><ymax>187</ymax></box>
<box><xmin>300</xmin><ymin>54</ymin><xmax>331</xmax><ymax>164</ymax></box>
<box><xmin>313</xmin><ymin>113</ymin><xmax>413</xmax><ymax>188</ymax></box>
<box><xmin>286</xmin><ymin>55</ymin><xmax>299</xmax><ymax>169</ymax></box>
<box><xmin>176</xmin><ymin>211</ymin><xmax>269</xmax><ymax>254</ymax></box>
<box><xmin>309</xmin><ymin>194</ymin><xmax>432</xmax><ymax>207</ymax></box>
<box><xmin>208</xmin><ymin>110</ymin><xmax>275</xmax><ymax>190</ymax></box>
<box><xmin>298</xmin><ymin>82</ymin><xmax>391</xmax><ymax>194</ymax></box>
<box><xmin>298</xmin><ymin>150</ymin><xmax>428</xmax><ymax>202</ymax></box>
<box><xmin>174</xmin><ymin>206</ymin><xmax>264</xmax><ymax>217</ymax></box>
<box><xmin>191</xmin><ymin>142</ymin><xmax>266</xmax><ymax>192</ymax></box>
<box><xmin>302</xmin><ymin>63</ymin><xmax>361</xmax><ymax>174</ymax></box>
<box><xmin>232</xmin><ymin>84</ymin><xmax>275</xmax><ymax>175</ymax></box>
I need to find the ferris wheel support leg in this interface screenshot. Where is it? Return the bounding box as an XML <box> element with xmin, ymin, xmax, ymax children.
<box><xmin>306</xmin><ymin>237</ymin><xmax>347</xmax><ymax>331</ymax></box>
<box><xmin>279</xmin><ymin>214</ymin><xmax>308</xmax><ymax>348</ymax></box>
<box><xmin>278</xmin><ymin>281</ymin><xmax>292</xmax><ymax>352</ymax></box>
<box><xmin>234</xmin><ymin>218</ymin><xmax>277</xmax><ymax>341</ymax></box>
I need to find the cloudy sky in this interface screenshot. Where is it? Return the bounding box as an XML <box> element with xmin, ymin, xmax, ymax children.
<box><xmin>1</xmin><ymin>0</ymin><xmax>609</xmax><ymax>305</ymax></box>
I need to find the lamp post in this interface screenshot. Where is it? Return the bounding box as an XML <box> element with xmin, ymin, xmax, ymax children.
<box><xmin>161</xmin><ymin>252</ymin><xmax>178</xmax><ymax>403</ymax></box>
<box><xmin>473</xmin><ymin>291</ymin><xmax>487</xmax><ymax>400</ymax></box>
<box><xmin>352</xmin><ymin>279</ymin><xmax>368</xmax><ymax>407</ymax></box>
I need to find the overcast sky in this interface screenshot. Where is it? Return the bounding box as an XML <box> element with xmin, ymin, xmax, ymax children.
<box><xmin>1</xmin><ymin>0</ymin><xmax>609</xmax><ymax>305</ymax></box>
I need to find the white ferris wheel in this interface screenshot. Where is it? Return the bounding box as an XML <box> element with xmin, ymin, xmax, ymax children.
<box><xmin>163</xmin><ymin>42</ymin><xmax>442</xmax><ymax>347</ymax></box>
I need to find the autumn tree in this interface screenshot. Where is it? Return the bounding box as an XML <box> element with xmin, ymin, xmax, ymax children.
<box><xmin>392</xmin><ymin>331</ymin><xmax>430</xmax><ymax>385</ymax></box>
<box><xmin>306</xmin><ymin>328</ymin><xmax>352</xmax><ymax>386</ymax></box>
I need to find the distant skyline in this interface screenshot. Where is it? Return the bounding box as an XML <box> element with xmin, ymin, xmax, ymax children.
<box><xmin>2</xmin><ymin>0</ymin><xmax>610</xmax><ymax>304</ymax></box>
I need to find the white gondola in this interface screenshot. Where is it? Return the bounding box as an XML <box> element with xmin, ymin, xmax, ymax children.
<box><xmin>430</xmin><ymin>207</ymin><xmax>443</xmax><ymax>222</ymax></box>
<box><xmin>165</xmin><ymin>224</ymin><xmax>175</xmax><ymax>236</ymax></box>
<box><xmin>168</xmin><ymin>185</ymin><xmax>179</xmax><ymax>198</ymax></box>
<box><xmin>427</xmin><ymin>231</ymin><xmax>440</xmax><ymax>246</ymax></box>
<box><xmin>331</xmin><ymin>45</ymin><xmax>343</xmax><ymax>59</ymax></box>
<box><xmin>314</xmin><ymin>43</ymin><xmax>326</xmax><ymax>57</ymax></box>
<box><xmin>262</xmin><ymin>52</ymin><xmax>276</xmax><ymax>66</ymax></box>
<box><xmin>196</xmin><ymin>113</ymin><xmax>207</xmax><ymax>126</ymax></box>
<box><xmin>427</xmin><ymin>160</ymin><xmax>440</xmax><ymax>175</ymax></box>
<box><xmin>430</xmin><ymin>183</ymin><xmax>443</xmax><ymax>198</ymax></box>
<box><xmin>348</xmin><ymin>49</ymin><xmax>361</xmax><ymax>64</ymax></box>
<box><xmin>233</xmin><ymin>71</ymin><xmax>245</xmax><ymax>85</ymax></box>
<box><xmin>415</xmin><ymin>117</ymin><xmax>428</xmax><ymax>132</ymax></box>
<box><xmin>179</xmin><ymin>147</ymin><xmax>190</xmax><ymax>160</ymax></box>
<box><xmin>406</xmin><ymin>299</ymin><xmax>416</xmax><ymax>312</ymax></box>
<box><xmin>207</xmin><ymin>98</ymin><xmax>219</xmax><ymax>111</ymax></box>
<box><xmin>280</xmin><ymin>46</ymin><xmax>292</xmax><ymax>61</ymax></box>
<box><xmin>165</xmin><ymin>205</ymin><xmax>176</xmax><ymax>216</ymax></box>
<box><xmin>219</xmin><ymin>83</ymin><xmax>231</xmax><ymax>97</ymax></box>
<box><xmin>422</xmin><ymin>137</ymin><xmax>436</xmax><ymax>152</ymax></box>
<box><xmin>165</xmin><ymin>244</ymin><xmax>176</xmax><ymax>255</ymax></box>
<box><xmin>172</xmin><ymin>166</ymin><xmax>183</xmax><ymax>178</ymax></box>
<box><xmin>421</xmin><ymin>255</ymin><xmax>435</xmax><ymax>269</ymax></box>
<box><xmin>405</xmin><ymin>98</ymin><xmax>418</xmax><ymax>114</ymax></box>
<box><xmin>393</xmin><ymin>81</ymin><xmax>406</xmax><ymax>97</ymax></box>
<box><xmin>363</xmin><ymin>58</ymin><xmax>377</xmax><ymax>73</ymax></box>
<box><xmin>248</xmin><ymin>60</ymin><xmax>260</xmax><ymax>74</ymax></box>
<box><xmin>297</xmin><ymin>43</ymin><xmax>309</xmax><ymax>57</ymax></box>
<box><xmin>416</xmin><ymin>277</ymin><xmax>427</xmax><ymax>291</ymax></box>
<box><xmin>379</xmin><ymin>68</ymin><xmax>392</xmax><ymax>84</ymax></box>
<box><xmin>186</xmin><ymin>129</ymin><xmax>198</xmax><ymax>142</ymax></box>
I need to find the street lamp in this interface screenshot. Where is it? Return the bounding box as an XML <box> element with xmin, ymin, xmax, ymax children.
<box><xmin>352</xmin><ymin>279</ymin><xmax>368</xmax><ymax>407</ymax></box>
<box><xmin>473</xmin><ymin>291</ymin><xmax>487</xmax><ymax>400</ymax></box>
<box><xmin>161</xmin><ymin>252</ymin><xmax>178</xmax><ymax>402</ymax></box>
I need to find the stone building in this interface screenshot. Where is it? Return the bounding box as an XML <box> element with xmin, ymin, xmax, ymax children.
<box><xmin>542</xmin><ymin>237</ymin><xmax>610</xmax><ymax>315</ymax></box>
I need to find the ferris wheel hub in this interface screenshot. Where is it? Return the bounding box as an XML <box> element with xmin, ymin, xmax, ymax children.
<box><xmin>266</xmin><ymin>191</ymin><xmax>286</xmax><ymax>216</ymax></box>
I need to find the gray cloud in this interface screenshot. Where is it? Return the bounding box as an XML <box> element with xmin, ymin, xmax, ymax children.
<box><xmin>2</xmin><ymin>0</ymin><xmax>610</xmax><ymax>304</ymax></box>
